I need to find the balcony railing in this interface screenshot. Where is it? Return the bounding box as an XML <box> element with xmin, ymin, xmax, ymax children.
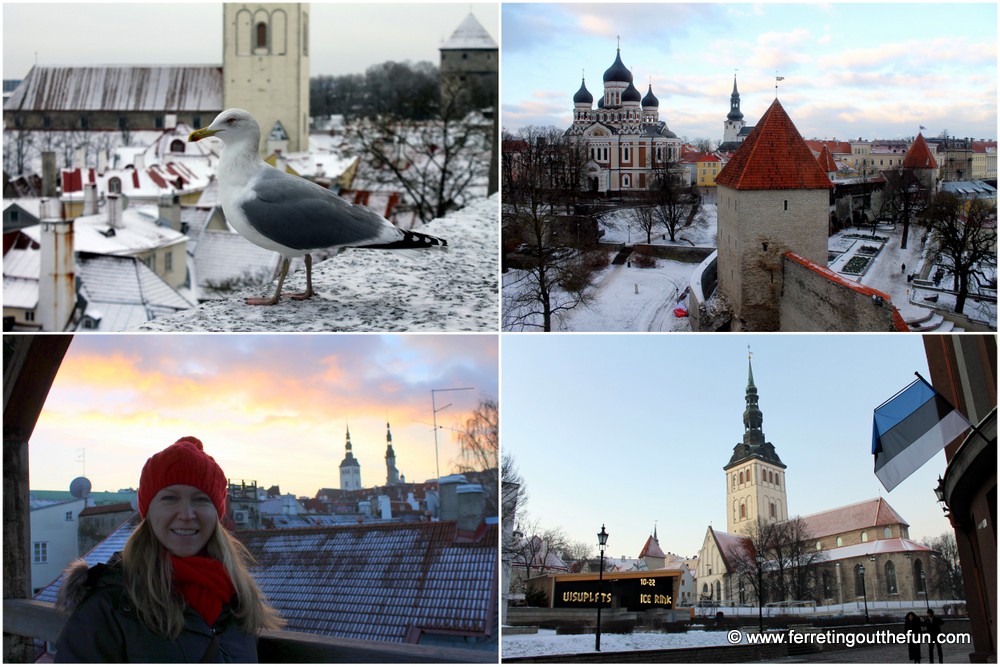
<box><xmin>3</xmin><ymin>599</ymin><xmax>495</xmax><ymax>663</ymax></box>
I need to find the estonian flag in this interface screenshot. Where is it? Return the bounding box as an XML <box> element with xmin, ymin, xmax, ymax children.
<box><xmin>872</xmin><ymin>376</ymin><xmax>971</xmax><ymax>492</ymax></box>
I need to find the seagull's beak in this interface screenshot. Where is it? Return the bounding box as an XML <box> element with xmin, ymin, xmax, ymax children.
<box><xmin>189</xmin><ymin>127</ymin><xmax>219</xmax><ymax>142</ymax></box>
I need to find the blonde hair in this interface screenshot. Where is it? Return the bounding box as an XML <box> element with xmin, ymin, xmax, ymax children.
<box><xmin>123</xmin><ymin>519</ymin><xmax>283</xmax><ymax>638</ymax></box>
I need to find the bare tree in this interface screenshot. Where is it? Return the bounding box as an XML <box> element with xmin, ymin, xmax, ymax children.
<box><xmin>502</xmin><ymin>125</ymin><xmax>597</xmax><ymax>331</ymax></box>
<box><xmin>730</xmin><ymin>517</ymin><xmax>824</xmax><ymax>605</ymax></box>
<box><xmin>631</xmin><ymin>203</ymin><xmax>659</xmax><ymax>245</ymax></box>
<box><xmin>920</xmin><ymin>193</ymin><xmax>997</xmax><ymax>315</ymax></box>
<box><xmin>880</xmin><ymin>167</ymin><xmax>931</xmax><ymax>250</ymax></box>
<box><xmin>649</xmin><ymin>164</ymin><xmax>703</xmax><ymax>243</ymax></box>
<box><xmin>454</xmin><ymin>398</ymin><xmax>499</xmax><ymax>515</ymax></box>
<box><xmin>924</xmin><ymin>532</ymin><xmax>964</xmax><ymax>600</ymax></box>
<box><xmin>349</xmin><ymin>89</ymin><xmax>489</xmax><ymax>225</ymax></box>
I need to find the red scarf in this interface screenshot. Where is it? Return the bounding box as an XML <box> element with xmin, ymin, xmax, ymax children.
<box><xmin>169</xmin><ymin>554</ymin><xmax>236</xmax><ymax>626</ymax></box>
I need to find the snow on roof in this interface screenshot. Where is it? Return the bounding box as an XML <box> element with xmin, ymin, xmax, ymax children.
<box><xmin>440</xmin><ymin>13</ymin><xmax>497</xmax><ymax>50</ymax></box>
<box><xmin>72</xmin><ymin>207</ymin><xmax>188</xmax><ymax>255</ymax></box>
<box><xmin>817</xmin><ymin>537</ymin><xmax>933</xmax><ymax>563</ymax></box>
<box><xmin>716</xmin><ymin>99</ymin><xmax>833</xmax><ymax>191</ymax></box>
<box><xmin>5</xmin><ymin>65</ymin><xmax>222</xmax><ymax>112</ymax></box>
<box><xmin>241</xmin><ymin>521</ymin><xmax>497</xmax><ymax>643</ymax></box>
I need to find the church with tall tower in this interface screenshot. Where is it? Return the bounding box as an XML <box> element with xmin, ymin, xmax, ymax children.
<box><xmin>719</xmin><ymin>75</ymin><xmax>753</xmax><ymax>152</ymax></box>
<box><xmin>696</xmin><ymin>352</ymin><xmax>940</xmax><ymax>607</ymax></box>
<box><xmin>385</xmin><ymin>421</ymin><xmax>400</xmax><ymax>486</ymax></box>
<box><xmin>222</xmin><ymin>3</ymin><xmax>310</xmax><ymax>154</ymax></box>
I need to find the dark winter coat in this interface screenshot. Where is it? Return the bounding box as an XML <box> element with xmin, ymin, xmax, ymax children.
<box><xmin>54</xmin><ymin>553</ymin><xmax>257</xmax><ymax>663</ymax></box>
<box><xmin>904</xmin><ymin>614</ymin><xmax>923</xmax><ymax>661</ymax></box>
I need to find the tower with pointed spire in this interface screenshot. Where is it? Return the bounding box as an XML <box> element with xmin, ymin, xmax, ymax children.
<box><xmin>385</xmin><ymin>420</ymin><xmax>400</xmax><ymax>486</ymax></box>
<box><xmin>723</xmin><ymin>75</ymin><xmax>747</xmax><ymax>145</ymax></box>
<box><xmin>439</xmin><ymin>12</ymin><xmax>498</xmax><ymax>116</ymax></box>
<box><xmin>339</xmin><ymin>424</ymin><xmax>362</xmax><ymax>491</ymax></box>
<box><xmin>724</xmin><ymin>350</ymin><xmax>787</xmax><ymax>534</ymax></box>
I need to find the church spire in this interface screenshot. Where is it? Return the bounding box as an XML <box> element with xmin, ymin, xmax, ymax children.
<box><xmin>728</xmin><ymin>74</ymin><xmax>744</xmax><ymax>121</ymax></box>
<box><xmin>743</xmin><ymin>347</ymin><xmax>764</xmax><ymax>443</ymax></box>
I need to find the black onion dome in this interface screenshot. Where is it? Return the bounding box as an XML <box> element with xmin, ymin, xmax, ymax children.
<box><xmin>642</xmin><ymin>84</ymin><xmax>659</xmax><ymax>107</ymax></box>
<box><xmin>573</xmin><ymin>78</ymin><xmax>593</xmax><ymax>104</ymax></box>
<box><xmin>622</xmin><ymin>81</ymin><xmax>642</xmax><ymax>103</ymax></box>
<box><xmin>603</xmin><ymin>48</ymin><xmax>632</xmax><ymax>83</ymax></box>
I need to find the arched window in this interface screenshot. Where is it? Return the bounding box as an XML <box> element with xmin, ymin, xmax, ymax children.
<box><xmin>885</xmin><ymin>561</ymin><xmax>898</xmax><ymax>594</ymax></box>
<box><xmin>170</xmin><ymin>139</ymin><xmax>185</xmax><ymax>153</ymax></box>
<box><xmin>732</xmin><ymin>474</ymin><xmax>736</xmax><ymax>490</ymax></box>
<box><xmin>836</xmin><ymin>536</ymin><xmax>843</xmax><ymax>547</ymax></box>
<box><xmin>255</xmin><ymin>21</ymin><xmax>268</xmax><ymax>49</ymax></box>
<box><xmin>861</xmin><ymin>531</ymin><xmax>868</xmax><ymax>543</ymax></box>
<box><xmin>822</xmin><ymin>571</ymin><xmax>832</xmax><ymax>598</ymax></box>
<box><xmin>815</xmin><ymin>541</ymin><xmax>822</xmax><ymax>551</ymax></box>
<box><xmin>108</xmin><ymin>177</ymin><xmax>122</xmax><ymax>194</ymax></box>
<box><xmin>854</xmin><ymin>564</ymin><xmax>865</xmax><ymax>597</ymax></box>
<box><xmin>740</xmin><ymin>503</ymin><xmax>746</xmax><ymax>519</ymax></box>
<box><xmin>775</xmin><ymin>474</ymin><xmax>780</xmax><ymax>488</ymax></box>
<box><xmin>769</xmin><ymin>502</ymin><xmax>776</xmax><ymax>518</ymax></box>
<box><xmin>739</xmin><ymin>471</ymin><xmax>744</xmax><ymax>484</ymax></box>
<box><xmin>702</xmin><ymin>583</ymin><xmax>709</xmax><ymax>598</ymax></box>
<box><xmin>884</xmin><ymin>527</ymin><xmax>892</xmax><ymax>539</ymax></box>
<box><xmin>715</xmin><ymin>581</ymin><xmax>722</xmax><ymax>601</ymax></box>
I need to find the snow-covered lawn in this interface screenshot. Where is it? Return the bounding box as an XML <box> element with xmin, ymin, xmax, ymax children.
<box><xmin>501</xmin><ymin>200</ymin><xmax>996</xmax><ymax>332</ymax></box>
<box><xmin>502</xmin><ymin>627</ymin><xmax>738</xmax><ymax>659</ymax></box>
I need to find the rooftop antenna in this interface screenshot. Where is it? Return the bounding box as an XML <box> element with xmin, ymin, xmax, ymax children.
<box><xmin>77</xmin><ymin>447</ymin><xmax>87</xmax><ymax>477</ymax></box>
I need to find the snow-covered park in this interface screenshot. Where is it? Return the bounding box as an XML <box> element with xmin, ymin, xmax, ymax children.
<box><xmin>502</xmin><ymin>203</ymin><xmax>996</xmax><ymax>332</ymax></box>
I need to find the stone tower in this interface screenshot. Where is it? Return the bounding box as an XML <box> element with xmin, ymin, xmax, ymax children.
<box><xmin>724</xmin><ymin>350</ymin><xmax>788</xmax><ymax>534</ymax></box>
<box><xmin>439</xmin><ymin>13</ymin><xmax>498</xmax><ymax>117</ymax></box>
<box><xmin>722</xmin><ymin>75</ymin><xmax>746</xmax><ymax>145</ymax></box>
<box><xmin>715</xmin><ymin>98</ymin><xmax>833</xmax><ymax>331</ymax></box>
<box><xmin>385</xmin><ymin>420</ymin><xmax>399</xmax><ymax>485</ymax></box>
<box><xmin>339</xmin><ymin>425</ymin><xmax>362</xmax><ymax>491</ymax></box>
<box><xmin>223</xmin><ymin>4</ymin><xmax>310</xmax><ymax>154</ymax></box>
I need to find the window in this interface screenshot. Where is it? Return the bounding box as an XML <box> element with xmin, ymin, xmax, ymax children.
<box><xmin>815</xmin><ymin>541</ymin><xmax>822</xmax><ymax>551</ymax></box>
<box><xmin>861</xmin><ymin>531</ymin><xmax>868</xmax><ymax>543</ymax></box>
<box><xmin>836</xmin><ymin>536</ymin><xmax>843</xmax><ymax>547</ymax></box>
<box><xmin>165</xmin><ymin>252</ymin><xmax>173</xmax><ymax>272</ymax></box>
<box><xmin>739</xmin><ymin>471</ymin><xmax>744</xmax><ymax>484</ymax></box>
<box><xmin>854</xmin><ymin>564</ymin><xmax>865</xmax><ymax>597</ymax></box>
<box><xmin>740</xmin><ymin>503</ymin><xmax>746</xmax><ymax>519</ymax></box>
<box><xmin>65</xmin><ymin>511</ymin><xmax>73</xmax><ymax>521</ymax></box>
<box><xmin>913</xmin><ymin>559</ymin><xmax>925</xmax><ymax>593</ymax></box>
<box><xmin>256</xmin><ymin>21</ymin><xmax>268</xmax><ymax>49</ymax></box>
<box><xmin>783</xmin><ymin>200</ymin><xmax>788</xmax><ymax>211</ymax></box>
<box><xmin>885</xmin><ymin>561</ymin><xmax>898</xmax><ymax>594</ymax></box>
<box><xmin>33</xmin><ymin>542</ymin><xmax>48</xmax><ymax>564</ymax></box>
<box><xmin>769</xmin><ymin>502</ymin><xmax>776</xmax><ymax>518</ymax></box>
<box><xmin>775</xmin><ymin>475</ymin><xmax>780</xmax><ymax>488</ymax></box>
<box><xmin>109</xmin><ymin>177</ymin><xmax>122</xmax><ymax>194</ymax></box>
<box><xmin>822</xmin><ymin>571</ymin><xmax>832</xmax><ymax>598</ymax></box>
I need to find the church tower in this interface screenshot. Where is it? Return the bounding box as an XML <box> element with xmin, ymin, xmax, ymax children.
<box><xmin>223</xmin><ymin>4</ymin><xmax>310</xmax><ymax>154</ymax></box>
<box><xmin>339</xmin><ymin>425</ymin><xmax>362</xmax><ymax>491</ymax></box>
<box><xmin>385</xmin><ymin>420</ymin><xmax>400</xmax><ymax>485</ymax></box>
<box><xmin>724</xmin><ymin>350</ymin><xmax>788</xmax><ymax>534</ymax></box>
<box><xmin>723</xmin><ymin>75</ymin><xmax>746</xmax><ymax>144</ymax></box>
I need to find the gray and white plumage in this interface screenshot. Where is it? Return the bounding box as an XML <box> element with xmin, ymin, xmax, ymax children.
<box><xmin>189</xmin><ymin>108</ymin><xmax>447</xmax><ymax>305</ymax></box>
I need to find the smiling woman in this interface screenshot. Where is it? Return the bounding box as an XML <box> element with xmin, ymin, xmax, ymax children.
<box><xmin>53</xmin><ymin>437</ymin><xmax>283</xmax><ymax>662</ymax></box>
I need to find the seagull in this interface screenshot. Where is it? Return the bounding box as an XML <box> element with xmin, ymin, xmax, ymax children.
<box><xmin>189</xmin><ymin>108</ymin><xmax>447</xmax><ymax>305</ymax></box>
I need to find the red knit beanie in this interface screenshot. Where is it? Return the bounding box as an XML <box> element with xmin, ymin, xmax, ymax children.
<box><xmin>137</xmin><ymin>436</ymin><xmax>227</xmax><ymax>519</ymax></box>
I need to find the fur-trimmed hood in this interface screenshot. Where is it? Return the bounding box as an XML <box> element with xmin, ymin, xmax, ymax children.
<box><xmin>56</xmin><ymin>552</ymin><xmax>124</xmax><ymax>614</ymax></box>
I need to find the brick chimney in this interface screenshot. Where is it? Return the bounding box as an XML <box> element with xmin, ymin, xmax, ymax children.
<box><xmin>38</xmin><ymin>198</ymin><xmax>76</xmax><ymax>332</ymax></box>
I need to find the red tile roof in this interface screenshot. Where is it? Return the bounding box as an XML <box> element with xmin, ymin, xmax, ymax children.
<box><xmin>717</xmin><ymin>99</ymin><xmax>833</xmax><ymax>191</ymax></box>
<box><xmin>817</xmin><ymin>145</ymin><xmax>838</xmax><ymax>173</ymax></box>
<box><xmin>639</xmin><ymin>534</ymin><xmax>666</xmax><ymax>559</ymax></box>
<box><xmin>798</xmin><ymin>497</ymin><xmax>909</xmax><ymax>541</ymax></box>
<box><xmin>711</xmin><ymin>527</ymin><xmax>752</xmax><ymax>570</ymax></box>
<box><xmin>805</xmin><ymin>140</ymin><xmax>852</xmax><ymax>155</ymax></box>
<box><xmin>902</xmin><ymin>133</ymin><xmax>938</xmax><ymax>169</ymax></box>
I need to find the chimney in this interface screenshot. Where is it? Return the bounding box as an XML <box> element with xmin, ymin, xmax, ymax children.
<box><xmin>438</xmin><ymin>474</ymin><xmax>468</xmax><ymax>522</ymax></box>
<box><xmin>107</xmin><ymin>193</ymin><xmax>124</xmax><ymax>230</ymax></box>
<box><xmin>41</xmin><ymin>152</ymin><xmax>57</xmax><ymax>197</ymax></box>
<box><xmin>97</xmin><ymin>149</ymin><xmax>108</xmax><ymax>175</ymax></box>
<box><xmin>74</xmin><ymin>146</ymin><xmax>86</xmax><ymax>170</ymax></box>
<box><xmin>38</xmin><ymin>198</ymin><xmax>76</xmax><ymax>332</ymax></box>
<box><xmin>158</xmin><ymin>194</ymin><xmax>181</xmax><ymax>231</ymax></box>
<box><xmin>456</xmin><ymin>484</ymin><xmax>485</xmax><ymax>533</ymax></box>
<box><xmin>82</xmin><ymin>183</ymin><xmax>98</xmax><ymax>216</ymax></box>
<box><xmin>378</xmin><ymin>495</ymin><xmax>392</xmax><ymax>520</ymax></box>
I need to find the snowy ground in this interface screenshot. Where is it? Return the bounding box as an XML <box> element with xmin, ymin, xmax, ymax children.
<box><xmin>502</xmin><ymin>202</ymin><xmax>996</xmax><ymax>332</ymax></box>
<box><xmin>502</xmin><ymin>627</ymin><xmax>739</xmax><ymax>659</ymax></box>
<box><xmin>140</xmin><ymin>195</ymin><xmax>498</xmax><ymax>332</ymax></box>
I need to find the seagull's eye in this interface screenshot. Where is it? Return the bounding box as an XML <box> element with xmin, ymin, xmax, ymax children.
<box><xmin>226</xmin><ymin>117</ymin><xmax>236</xmax><ymax>125</ymax></box>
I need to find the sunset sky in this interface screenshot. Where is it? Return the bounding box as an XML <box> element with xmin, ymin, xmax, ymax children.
<box><xmin>28</xmin><ymin>334</ymin><xmax>498</xmax><ymax>498</ymax></box>
<box><xmin>502</xmin><ymin>3</ymin><xmax>997</xmax><ymax>142</ymax></box>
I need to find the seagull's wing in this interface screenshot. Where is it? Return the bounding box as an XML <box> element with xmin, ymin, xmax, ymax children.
<box><xmin>239</xmin><ymin>167</ymin><xmax>402</xmax><ymax>251</ymax></box>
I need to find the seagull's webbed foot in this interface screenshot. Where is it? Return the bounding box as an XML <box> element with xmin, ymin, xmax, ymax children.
<box><xmin>245</xmin><ymin>256</ymin><xmax>289</xmax><ymax>306</ymax></box>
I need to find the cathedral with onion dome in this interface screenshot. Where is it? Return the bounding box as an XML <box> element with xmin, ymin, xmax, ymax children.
<box><xmin>565</xmin><ymin>46</ymin><xmax>684</xmax><ymax>194</ymax></box>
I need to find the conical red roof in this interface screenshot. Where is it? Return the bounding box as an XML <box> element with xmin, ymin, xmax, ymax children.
<box><xmin>902</xmin><ymin>133</ymin><xmax>938</xmax><ymax>169</ymax></box>
<box><xmin>716</xmin><ymin>98</ymin><xmax>832</xmax><ymax>191</ymax></box>
<box><xmin>817</xmin><ymin>144</ymin><xmax>838</xmax><ymax>173</ymax></box>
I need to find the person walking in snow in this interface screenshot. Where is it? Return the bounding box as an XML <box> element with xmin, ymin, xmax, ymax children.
<box><xmin>904</xmin><ymin>611</ymin><xmax>923</xmax><ymax>663</ymax></box>
<box><xmin>924</xmin><ymin>608</ymin><xmax>945</xmax><ymax>663</ymax></box>
<box><xmin>54</xmin><ymin>436</ymin><xmax>283</xmax><ymax>662</ymax></box>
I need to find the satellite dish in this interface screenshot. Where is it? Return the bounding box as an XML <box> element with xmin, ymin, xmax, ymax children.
<box><xmin>69</xmin><ymin>477</ymin><xmax>92</xmax><ymax>499</ymax></box>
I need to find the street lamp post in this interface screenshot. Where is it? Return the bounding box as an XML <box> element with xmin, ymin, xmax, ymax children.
<box><xmin>596</xmin><ymin>524</ymin><xmax>608</xmax><ymax>652</ymax></box>
<box><xmin>859</xmin><ymin>564</ymin><xmax>870</xmax><ymax>623</ymax></box>
<box><xmin>430</xmin><ymin>387</ymin><xmax>474</xmax><ymax>481</ymax></box>
<box><xmin>755</xmin><ymin>552</ymin><xmax>764</xmax><ymax>633</ymax></box>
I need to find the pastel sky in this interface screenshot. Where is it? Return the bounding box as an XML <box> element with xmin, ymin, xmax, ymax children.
<box><xmin>502</xmin><ymin>334</ymin><xmax>958</xmax><ymax>561</ymax></box>
<box><xmin>2</xmin><ymin>3</ymin><xmax>498</xmax><ymax>79</ymax></box>
<box><xmin>502</xmin><ymin>3</ymin><xmax>997</xmax><ymax>143</ymax></box>
<box><xmin>28</xmin><ymin>334</ymin><xmax>498</xmax><ymax>498</ymax></box>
